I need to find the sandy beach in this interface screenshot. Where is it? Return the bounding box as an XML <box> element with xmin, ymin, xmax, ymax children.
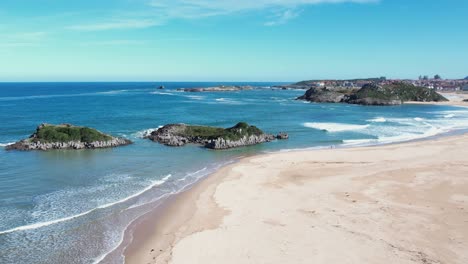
<box><xmin>407</xmin><ymin>92</ymin><xmax>468</xmax><ymax>107</ymax></box>
<box><xmin>124</xmin><ymin>133</ymin><xmax>468</xmax><ymax>264</ymax></box>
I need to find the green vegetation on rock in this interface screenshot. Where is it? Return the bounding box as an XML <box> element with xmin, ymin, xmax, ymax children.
<box><xmin>33</xmin><ymin>124</ymin><xmax>112</xmax><ymax>143</ymax></box>
<box><xmin>294</xmin><ymin>78</ymin><xmax>384</xmax><ymax>86</ymax></box>
<box><xmin>297</xmin><ymin>81</ymin><xmax>448</xmax><ymax>105</ymax></box>
<box><xmin>179</xmin><ymin>122</ymin><xmax>263</xmax><ymax>141</ymax></box>
<box><xmin>386</xmin><ymin>82</ymin><xmax>448</xmax><ymax>101</ymax></box>
<box><xmin>351</xmin><ymin>82</ymin><xmax>447</xmax><ymax>102</ymax></box>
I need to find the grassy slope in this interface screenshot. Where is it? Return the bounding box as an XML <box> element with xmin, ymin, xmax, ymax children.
<box><xmin>352</xmin><ymin>82</ymin><xmax>448</xmax><ymax>102</ymax></box>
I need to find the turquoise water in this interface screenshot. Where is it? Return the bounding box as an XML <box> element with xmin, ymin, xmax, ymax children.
<box><xmin>0</xmin><ymin>82</ymin><xmax>467</xmax><ymax>263</ymax></box>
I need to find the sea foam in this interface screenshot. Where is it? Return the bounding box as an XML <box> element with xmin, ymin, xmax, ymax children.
<box><xmin>303</xmin><ymin>122</ymin><xmax>369</xmax><ymax>132</ymax></box>
<box><xmin>132</xmin><ymin>126</ymin><xmax>163</xmax><ymax>139</ymax></box>
<box><xmin>0</xmin><ymin>142</ymin><xmax>15</xmax><ymax>147</ymax></box>
<box><xmin>367</xmin><ymin>117</ymin><xmax>387</xmax><ymax>123</ymax></box>
<box><xmin>0</xmin><ymin>174</ymin><xmax>172</xmax><ymax>235</ymax></box>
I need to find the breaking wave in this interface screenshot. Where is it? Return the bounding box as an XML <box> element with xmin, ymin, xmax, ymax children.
<box><xmin>303</xmin><ymin>122</ymin><xmax>370</xmax><ymax>132</ymax></box>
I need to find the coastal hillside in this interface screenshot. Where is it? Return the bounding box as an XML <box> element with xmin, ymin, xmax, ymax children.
<box><xmin>147</xmin><ymin>122</ymin><xmax>287</xmax><ymax>149</ymax></box>
<box><xmin>6</xmin><ymin>124</ymin><xmax>132</xmax><ymax>151</ymax></box>
<box><xmin>298</xmin><ymin>82</ymin><xmax>448</xmax><ymax>105</ymax></box>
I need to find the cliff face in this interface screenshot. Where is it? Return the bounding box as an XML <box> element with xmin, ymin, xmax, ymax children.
<box><xmin>147</xmin><ymin>122</ymin><xmax>286</xmax><ymax>150</ymax></box>
<box><xmin>297</xmin><ymin>82</ymin><xmax>448</xmax><ymax>106</ymax></box>
<box><xmin>6</xmin><ymin>124</ymin><xmax>132</xmax><ymax>151</ymax></box>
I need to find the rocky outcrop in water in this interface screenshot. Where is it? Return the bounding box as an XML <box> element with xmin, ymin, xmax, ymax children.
<box><xmin>146</xmin><ymin>122</ymin><xmax>287</xmax><ymax>149</ymax></box>
<box><xmin>178</xmin><ymin>85</ymin><xmax>253</xmax><ymax>92</ymax></box>
<box><xmin>276</xmin><ymin>132</ymin><xmax>289</xmax><ymax>140</ymax></box>
<box><xmin>6</xmin><ymin>124</ymin><xmax>132</xmax><ymax>151</ymax></box>
<box><xmin>297</xmin><ymin>82</ymin><xmax>448</xmax><ymax>106</ymax></box>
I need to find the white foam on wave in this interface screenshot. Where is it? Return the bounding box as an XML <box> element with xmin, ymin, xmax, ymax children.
<box><xmin>0</xmin><ymin>90</ymin><xmax>133</xmax><ymax>101</ymax></box>
<box><xmin>444</xmin><ymin>114</ymin><xmax>455</xmax><ymax>118</ymax></box>
<box><xmin>150</xmin><ymin>91</ymin><xmax>176</xmax><ymax>96</ymax></box>
<box><xmin>342</xmin><ymin>138</ymin><xmax>378</xmax><ymax>146</ymax></box>
<box><xmin>175</xmin><ymin>167</ymin><xmax>208</xmax><ymax>182</ymax></box>
<box><xmin>96</xmin><ymin>90</ymin><xmax>129</xmax><ymax>95</ymax></box>
<box><xmin>214</xmin><ymin>98</ymin><xmax>243</xmax><ymax>105</ymax></box>
<box><xmin>303</xmin><ymin>122</ymin><xmax>369</xmax><ymax>132</ymax></box>
<box><xmin>367</xmin><ymin>117</ymin><xmax>387</xmax><ymax>123</ymax></box>
<box><xmin>0</xmin><ymin>142</ymin><xmax>15</xmax><ymax>147</ymax></box>
<box><xmin>342</xmin><ymin>122</ymin><xmax>450</xmax><ymax>147</ymax></box>
<box><xmin>413</xmin><ymin>117</ymin><xmax>425</xmax><ymax>122</ymax></box>
<box><xmin>132</xmin><ymin>126</ymin><xmax>163</xmax><ymax>139</ymax></box>
<box><xmin>185</xmin><ymin>95</ymin><xmax>205</xmax><ymax>100</ymax></box>
<box><xmin>0</xmin><ymin>174</ymin><xmax>172</xmax><ymax>235</ymax></box>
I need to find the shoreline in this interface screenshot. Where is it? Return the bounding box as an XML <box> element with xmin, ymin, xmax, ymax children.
<box><xmin>122</xmin><ymin>132</ymin><xmax>468</xmax><ymax>264</ymax></box>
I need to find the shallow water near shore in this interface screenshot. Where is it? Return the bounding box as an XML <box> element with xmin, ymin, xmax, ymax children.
<box><xmin>0</xmin><ymin>82</ymin><xmax>467</xmax><ymax>263</ymax></box>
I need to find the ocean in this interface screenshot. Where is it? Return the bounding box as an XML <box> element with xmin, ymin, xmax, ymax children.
<box><xmin>0</xmin><ymin>82</ymin><xmax>467</xmax><ymax>263</ymax></box>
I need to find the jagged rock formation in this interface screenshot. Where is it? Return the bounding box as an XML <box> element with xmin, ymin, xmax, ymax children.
<box><xmin>297</xmin><ymin>82</ymin><xmax>448</xmax><ymax>106</ymax></box>
<box><xmin>204</xmin><ymin>134</ymin><xmax>276</xmax><ymax>149</ymax></box>
<box><xmin>146</xmin><ymin>122</ymin><xmax>287</xmax><ymax>149</ymax></box>
<box><xmin>6</xmin><ymin>123</ymin><xmax>132</xmax><ymax>151</ymax></box>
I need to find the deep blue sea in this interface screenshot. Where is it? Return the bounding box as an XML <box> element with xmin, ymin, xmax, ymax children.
<box><xmin>0</xmin><ymin>82</ymin><xmax>467</xmax><ymax>263</ymax></box>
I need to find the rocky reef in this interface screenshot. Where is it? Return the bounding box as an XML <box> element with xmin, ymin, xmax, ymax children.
<box><xmin>146</xmin><ymin>122</ymin><xmax>287</xmax><ymax>149</ymax></box>
<box><xmin>297</xmin><ymin>82</ymin><xmax>448</xmax><ymax>106</ymax></box>
<box><xmin>6</xmin><ymin>124</ymin><xmax>132</xmax><ymax>151</ymax></box>
<box><xmin>178</xmin><ymin>85</ymin><xmax>253</xmax><ymax>92</ymax></box>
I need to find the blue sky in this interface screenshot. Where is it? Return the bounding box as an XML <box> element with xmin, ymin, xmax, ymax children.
<box><xmin>0</xmin><ymin>0</ymin><xmax>467</xmax><ymax>81</ymax></box>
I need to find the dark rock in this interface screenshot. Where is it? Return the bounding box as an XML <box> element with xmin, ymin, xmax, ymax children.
<box><xmin>276</xmin><ymin>133</ymin><xmax>289</xmax><ymax>140</ymax></box>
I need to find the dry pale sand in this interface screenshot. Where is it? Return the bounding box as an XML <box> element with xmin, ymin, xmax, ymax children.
<box><xmin>407</xmin><ymin>92</ymin><xmax>468</xmax><ymax>107</ymax></box>
<box><xmin>125</xmin><ymin>134</ymin><xmax>468</xmax><ymax>264</ymax></box>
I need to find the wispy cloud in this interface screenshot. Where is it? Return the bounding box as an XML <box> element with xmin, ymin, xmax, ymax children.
<box><xmin>67</xmin><ymin>19</ymin><xmax>160</xmax><ymax>31</ymax></box>
<box><xmin>64</xmin><ymin>0</ymin><xmax>377</xmax><ymax>32</ymax></box>
<box><xmin>148</xmin><ymin>0</ymin><xmax>378</xmax><ymax>24</ymax></box>
<box><xmin>264</xmin><ymin>9</ymin><xmax>301</xmax><ymax>26</ymax></box>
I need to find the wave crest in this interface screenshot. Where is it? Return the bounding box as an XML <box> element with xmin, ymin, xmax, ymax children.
<box><xmin>303</xmin><ymin>122</ymin><xmax>369</xmax><ymax>132</ymax></box>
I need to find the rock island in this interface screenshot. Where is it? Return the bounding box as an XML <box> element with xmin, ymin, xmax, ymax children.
<box><xmin>6</xmin><ymin>123</ymin><xmax>132</xmax><ymax>151</ymax></box>
<box><xmin>146</xmin><ymin>122</ymin><xmax>287</xmax><ymax>149</ymax></box>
